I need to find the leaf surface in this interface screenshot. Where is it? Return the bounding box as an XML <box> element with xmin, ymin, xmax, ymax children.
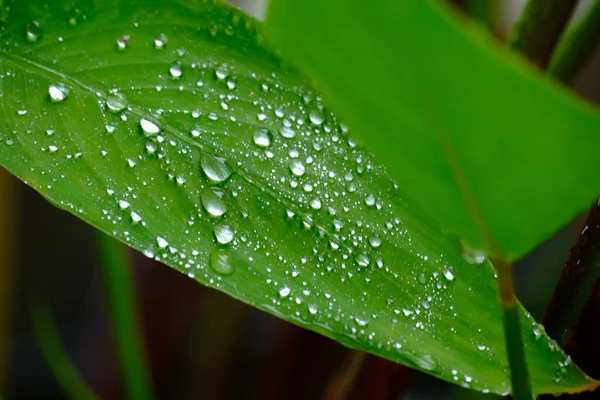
<box><xmin>265</xmin><ymin>0</ymin><xmax>600</xmax><ymax>261</ymax></box>
<box><xmin>0</xmin><ymin>0</ymin><xmax>595</xmax><ymax>395</ymax></box>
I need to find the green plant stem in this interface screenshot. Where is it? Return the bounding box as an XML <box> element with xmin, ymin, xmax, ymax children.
<box><xmin>549</xmin><ymin>0</ymin><xmax>600</xmax><ymax>82</ymax></box>
<box><xmin>493</xmin><ymin>259</ymin><xmax>532</xmax><ymax>400</ymax></box>
<box><xmin>31</xmin><ymin>302</ymin><xmax>101</xmax><ymax>400</ymax></box>
<box><xmin>97</xmin><ymin>233</ymin><xmax>152</xmax><ymax>400</ymax></box>
<box><xmin>508</xmin><ymin>0</ymin><xmax>579</xmax><ymax>69</ymax></box>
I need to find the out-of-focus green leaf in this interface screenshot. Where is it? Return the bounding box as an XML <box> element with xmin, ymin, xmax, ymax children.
<box><xmin>265</xmin><ymin>0</ymin><xmax>600</xmax><ymax>261</ymax></box>
<box><xmin>0</xmin><ymin>0</ymin><xmax>596</xmax><ymax>395</ymax></box>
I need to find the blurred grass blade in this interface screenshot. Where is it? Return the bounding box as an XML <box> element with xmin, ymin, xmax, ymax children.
<box><xmin>31</xmin><ymin>302</ymin><xmax>101</xmax><ymax>400</ymax></box>
<box><xmin>0</xmin><ymin>0</ymin><xmax>597</xmax><ymax>395</ymax></box>
<box><xmin>98</xmin><ymin>233</ymin><xmax>152</xmax><ymax>400</ymax></box>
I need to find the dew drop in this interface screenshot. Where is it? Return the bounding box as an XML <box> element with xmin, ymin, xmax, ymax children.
<box><xmin>443</xmin><ymin>269</ymin><xmax>455</xmax><ymax>281</ymax></box>
<box><xmin>309</xmin><ymin>108</ymin><xmax>324</xmax><ymax>125</ymax></box>
<box><xmin>253</xmin><ymin>129</ymin><xmax>272</xmax><ymax>147</ymax></box>
<box><xmin>169</xmin><ymin>63</ymin><xmax>183</xmax><ymax>79</ymax></box>
<box><xmin>48</xmin><ymin>83</ymin><xmax>69</xmax><ymax>103</ymax></box>
<box><xmin>279</xmin><ymin>126</ymin><xmax>296</xmax><ymax>139</ymax></box>
<box><xmin>201</xmin><ymin>188</ymin><xmax>228</xmax><ymax>217</ymax></box>
<box><xmin>364</xmin><ymin>194</ymin><xmax>376</xmax><ymax>206</ymax></box>
<box><xmin>131</xmin><ymin>211</ymin><xmax>142</xmax><ymax>223</ymax></box>
<box><xmin>214</xmin><ymin>223</ymin><xmax>234</xmax><ymax>244</ymax></box>
<box><xmin>279</xmin><ymin>287</ymin><xmax>291</xmax><ymax>297</ymax></box>
<box><xmin>25</xmin><ymin>21</ymin><xmax>43</xmax><ymax>43</ymax></box>
<box><xmin>209</xmin><ymin>248</ymin><xmax>234</xmax><ymax>275</ymax></box>
<box><xmin>355</xmin><ymin>252</ymin><xmax>370</xmax><ymax>267</ymax></box>
<box><xmin>214</xmin><ymin>64</ymin><xmax>229</xmax><ymax>80</ymax></box>
<box><xmin>460</xmin><ymin>240</ymin><xmax>487</xmax><ymax>265</ymax></box>
<box><xmin>153</xmin><ymin>33</ymin><xmax>168</xmax><ymax>49</ymax></box>
<box><xmin>106</xmin><ymin>92</ymin><xmax>128</xmax><ymax>113</ymax></box>
<box><xmin>140</xmin><ymin>118</ymin><xmax>161</xmax><ymax>136</ymax></box>
<box><xmin>289</xmin><ymin>160</ymin><xmax>305</xmax><ymax>176</ymax></box>
<box><xmin>157</xmin><ymin>237</ymin><xmax>168</xmax><ymax>248</ymax></box>
<box><xmin>200</xmin><ymin>153</ymin><xmax>233</xmax><ymax>183</ymax></box>
<box><xmin>116</xmin><ymin>35</ymin><xmax>129</xmax><ymax>51</ymax></box>
<box><xmin>368</xmin><ymin>236</ymin><xmax>382</xmax><ymax>248</ymax></box>
<box><xmin>119</xmin><ymin>200</ymin><xmax>130</xmax><ymax>209</ymax></box>
<box><xmin>417</xmin><ymin>273</ymin><xmax>427</xmax><ymax>285</ymax></box>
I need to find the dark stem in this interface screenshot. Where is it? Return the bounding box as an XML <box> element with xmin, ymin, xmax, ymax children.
<box><xmin>509</xmin><ymin>0</ymin><xmax>579</xmax><ymax>68</ymax></box>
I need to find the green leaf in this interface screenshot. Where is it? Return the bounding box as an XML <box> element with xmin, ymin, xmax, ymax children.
<box><xmin>264</xmin><ymin>0</ymin><xmax>600</xmax><ymax>261</ymax></box>
<box><xmin>0</xmin><ymin>0</ymin><xmax>595</xmax><ymax>395</ymax></box>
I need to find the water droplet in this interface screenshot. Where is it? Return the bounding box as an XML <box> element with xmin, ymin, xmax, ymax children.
<box><xmin>201</xmin><ymin>188</ymin><xmax>228</xmax><ymax>217</ymax></box>
<box><xmin>460</xmin><ymin>241</ymin><xmax>487</xmax><ymax>264</ymax></box>
<box><xmin>308</xmin><ymin>305</ymin><xmax>318</xmax><ymax>314</ymax></box>
<box><xmin>106</xmin><ymin>92</ymin><xmax>128</xmax><ymax>113</ymax></box>
<box><xmin>309</xmin><ymin>109</ymin><xmax>324</xmax><ymax>125</ymax></box>
<box><xmin>25</xmin><ymin>21</ymin><xmax>43</xmax><ymax>43</ymax></box>
<box><xmin>355</xmin><ymin>252</ymin><xmax>370</xmax><ymax>267</ymax></box>
<box><xmin>368</xmin><ymin>236</ymin><xmax>382</xmax><ymax>248</ymax></box>
<box><xmin>119</xmin><ymin>200</ymin><xmax>130</xmax><ymax>209</ymax></box>
<box><xmin>67</xmin><ymin>8</ymin><xmax>86</xmax><ymax>26</ymax></box>
<box><xmin>48</xmin><ymin>83</ymin><xmax>69</xmax><ymax>103</ymax></box>
<box><xmin>200</xmin><ymin>153</ymin><xmax>233</xmax><ymax>183</ymax></box>
<box><xmin>157</xmin><ymin>237</ymin><xmax>168</xmax><ymax>248</ymax></box>
<box><xmin>154</xmin><ymin>33</ymin><xmax>168</xmax><ymax>49</ymax></box>
<box><xmin>279</xmin><ymin>287</ymin><xmax>291</xmax><ymax>297</ymax></box>
<box><xmin>310</xmin><ymin>198</ymin><xmax>322</xmax><ymax>210</ymax></box>
<box><xmin>214</xmin><ymin>64</ymin><xmax>229</xmax><ymax>80</ymax></box>
<box><xmin>140</xmin><ymin>118</ymin><xmax>160</xmax><ymax>136</ymax></box>
<box><xmin>131</xmin><ymin>211</ymin><xmax>142</xmax><ymax>223</ymax></box>
<box><xmin>279</xmin><ymin>126</ymin><xmax>296</xmax><ymax>139</ymax></box>
<box><xmin>214</xmin><ymin>223</ymin><xmax>234</xmax><ymax>244</ymax></box>
<box><xmin>253</xmin><ymin>129</ymin><xmax>272</xmax><ymax>147</ymax></box>
<box><xmin>48</xmin><ymin>145</ymin><xmax>58</xmax><ymax>153</ymax></box>
<box><xmin>443</xmin><ymin>269</ymin><xmax>455</xmax><ymax>281</ymax></box>
<box><xmin>209</xmin><ymin>248</ymin><xmax>234</xmax><ymax>276</ymax></box>
<box><xmin>364</xmin><ymin>194</ymin><xmax>376</xmax><ymax>206</ymax></box>
<box><xmin>289</xmin><ymin>160</ymin><xmax>305</xmax><ymax>176</ymax></box>
<box><xmin>417</xmin><ymin>273</ymin><xmax>427</xmax><ymax>285</ymax></box>
<box><xmin>354</xmin><ymin>315</ymin><xmax>370</xmax><ymax>326</ymax></box>
<box><xmin>116</xmin><ymin>35</ymin><xmax>129</xmax><ymax>51</ymax></box>
<box><xmin>169</xmin><ymin>63</ymin><xmax>183</xmax><ymax>79</ymax></box>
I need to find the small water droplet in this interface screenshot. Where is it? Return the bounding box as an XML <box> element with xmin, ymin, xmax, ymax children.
<box><xmin>214</xmin><ymin>223</ymin><xmax>234</xmax><ymax>244</ymax></box>
<box><xmin>116</xmin><ymin>35</ymin><xmax>129</xmax><ymax>51</ymax></box>
<box><xmin>279</xmin><ymin>126</ymin><xmax>296</xmax><ymax>139</ymax></box>
<box><xmin>368</xmin><ymin>236</ymin><xmax>382</xmax><ymax>248</ymax></box>
<box><xmin>200</xmin><ymin>153</ymin><xmax>233</xmax><ymax>183</ymax></box>
<box><xmin>364</xmin><ymin>194</ymin><xmax>376</xmax><ymax>206</ymax></box>
<box><xmin>67</xmin><ymin>8</ymin><xmax>86</xmax><ymax>26</ymax></box>
<box><xmin>253</xmin><ymin>129</ymin><xmax>272</xmax><ymax>147</ymax></box>
<box><xmin>157</xmin><ymin>237</ymin><xmax>168</xmax><ymax>248</ymax></box>
<box><xmin>279</xmin><ymin>287</ymin><xmax>291</xmax><ymax>297</ymax></box>
<box><xmin>209</xmin><ymin>248</ymin><xmax>234</xmax><ymax>275</ymax></box>
<box><xmin>119</xmin><ymin>200</ymin><xmax>130</xmax><ymax>209</ymax></box>
<box><xmin>289</xmin><ymin>160</ymin><xmax>305</xmax><ymax>176</ymax></box>
<box><xmin>355</xmin><ymin>252</ymin><xmax>370</xmax><ymax>267</ymax></box>
<box><xmin>169</xmin><ymin>63</ymin><xmax>183</xmax><ymax>79</ymax></box>
<box><xmin>154</xmin><ymin>33</ymin><xmax>168</xmax><ymax>49</ymax></box>
<box><xmin>443</xmin><ymin>269</ymin><xmax>455</xmax><ymax>281</ymax></box>
<box><xmin>417</xmin><ymin>273</ymin><xmax>427</xmax><ymax>285</ymax></box>
<box><xmin>131</xmin><ymin>211</ymin><xmax>142</xmax><ymax>223</ymax></box>
<box><xmin>48</xmin><ymin>83</ymin><xmax>69</xmax><ymax>102</ymax></box>
<box><xmin>201</xmin><ymin>188</ymin><xmax>228</xmax><ymax>217</ymax></box>
<box><xmin>106</xmin><ymin>92</ymin><xmax>128</xmax><ymax>113</ymax></box>
<box><xmin>25</xmin><ymin>21</ymin><xmax>43</xmax><ymax>43</ymax></box>
<box><xmin>48</xmin><ymin>145</ymin><xmax>58</xmax><ymax>153</ymax></box>
<box><xmin>140</xmin><ymin>118</ymin><xmax>161</xmax><ymax>136</ymax></box>
<box><xmin>214</xmin><ymin>64</ymin><xmax>229</xmax><ymax>80</ymax></box>
<box><xmin>309</xmin><ymin>109</ymin><xmax>324</xmax><ymax>125</ymax></box>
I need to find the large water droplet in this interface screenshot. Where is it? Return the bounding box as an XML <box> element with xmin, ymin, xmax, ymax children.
<box><xmin>200</xmin><ymin>154</ymin><xmax>233</xmax><ymax>183</ymax></box>
<box><xmin>279</xmin><ymin>126</ymin><xmax>296</xmax><ymax>139</ymax></box>
<box><xmin>214</xmin><ymin>223</ymin><xmax>234</xmax><ymax>244</ymax></box>
<box><xmin>209</xmin><ymin>248</ymin><xmax>234</xmax><ymax>276</ymax></box>
<box><xmin>460</xmin><ymin>240</ymin><xmax>487</xmax><ymax>265</ymax></box>
<box><xmin>201</xmin><ymin>188</ymin><xmax>228</xmax><ymax>217</ymax></box>
<box><xmin>289</xmin><ymin>160</ymin><xmax>305</xmax><ymax>177</ymax></box>
<box><xmin>279</xmin><ymin>287</ymin><xmax>291</xmax><ymax>297</ymax></box>
<box><xmin>309</xmin><ymin>109</ymin><xmax>324</xmax><ymax>125</ymax></box>
<box><xmin>48</xmin><ymin>83</ymin><xmax>69</xmax><ymax>103</ymax></box>
<box><xmin>140</xmin><ymin>118</ymin><xmax>161</xmax><ymax>136</ymax></box>
<box><xmin>25</xmin><ymin>21</ymin><xmax>43</xmax><ymax>43</ymax></box>
<box><xmin>106</xmin><ymin>92</ymin><xmax>128</xmax><ymax>113</ymax></box>
<box><xmin>157</xmin><ymin>237</ymin><xmax>168</xmax><ymax>248</ymax></box>
<box><xmin>214</xmin><ymin>64</ymin><xmax>229</xmax><ymax>80</ymax></box>
<box><xmin>355</xmin><ymin>252</ymin><xmax>370</xmax><ymax>267</ymax></box>
<box><xmin>253</xmin><ymin>129</ymin><xmax>272</xmax><ymax>147</ymax></box>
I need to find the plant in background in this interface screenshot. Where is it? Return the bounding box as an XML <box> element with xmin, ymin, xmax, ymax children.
<box><xmin>1</xmin><ymin>0</ymin><xmax>600</xmax><ymax>398</ymax></box>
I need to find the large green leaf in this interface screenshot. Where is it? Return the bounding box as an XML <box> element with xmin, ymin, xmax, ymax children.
<box><xmin>0</xmin><ymin>0</ymin><xmax>595</xmax><ymax>395</ymax></box>
<box><xmin>265</xmin><ymin>0</ymin><xmax>600</xmax><ymax>261</ymax></box>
